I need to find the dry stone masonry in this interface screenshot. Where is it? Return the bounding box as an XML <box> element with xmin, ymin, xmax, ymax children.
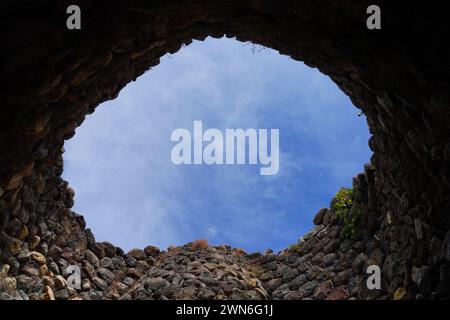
<box><xmin>1</xmin><ymin>1</ymin><xmax>450</xmax><ymax>300</ymax></box>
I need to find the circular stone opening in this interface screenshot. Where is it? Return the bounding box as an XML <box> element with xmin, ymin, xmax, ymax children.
<box><xmin>1</xmin><ymin>2</ymin><xmax>449</xmax><ymax>301</ymax></box>
<box><xmin>63</xmin><ymin>37</ymin><xmax>371</xmax><ymax>252</ymax></box>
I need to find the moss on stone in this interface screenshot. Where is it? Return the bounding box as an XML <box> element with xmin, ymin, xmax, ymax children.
<box><xmin>332</xmin><ymin>187</ymin><xmax>361</xmax><ymax>239</ymax></box>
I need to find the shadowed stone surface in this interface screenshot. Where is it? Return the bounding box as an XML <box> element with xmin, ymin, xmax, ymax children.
<box><xmin>1</xmin><ymin>1</ymin><xmax>450</xmax><ymax>299</ymax></box>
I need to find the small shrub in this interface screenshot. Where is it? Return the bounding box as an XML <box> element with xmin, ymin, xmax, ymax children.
<box><xmin>287</xmin><ymin>243</ymin><xmax>302</xmax><ymax>252</ymax></box>
<box><xmin>192</xmin><ymin>239</ymin><xmax>209</xmax><ymax>250</ymax></box>
<box><xmin>234</xmin><ymin>248</ymin><xmax>246</xmax><ymax>256</ymax></box>
<box><xmin>332</xmin><ymin>187</ymin><xmax>361</xmax><ymax>238</ymax></box>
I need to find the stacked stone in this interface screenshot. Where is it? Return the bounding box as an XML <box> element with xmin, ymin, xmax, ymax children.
<box><xmin>254</xmin><ymin>218</ymin><xmax>381</xmax><ymax>300</ymax></box>
<box><xmin>1</xmin><ymin>148</ymin><xmax>450</xmax><ymax>299</ymax></box>
<box><xmin>121</xmin><ymin>244</ymin><xmax>268</xmax><ymax>300</ymax></box>
<box><xmin>0</xmin><ymin>149</ymin><xmax>265</xmax><ymax>300</ymax></box>
<box><xmin>251</xmin><ymin>172</ymin><xmax>378</xmax><ymax>300</ymax></box>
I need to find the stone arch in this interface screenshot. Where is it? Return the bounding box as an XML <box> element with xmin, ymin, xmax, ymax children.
<box><xmin>1</xmin><ymin>1</ymin><xmax>450</xmax><ymax>300</ymax></box>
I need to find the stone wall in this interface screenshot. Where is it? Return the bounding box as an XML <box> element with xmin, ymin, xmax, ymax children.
<box><xmin>1</xmin><ymin>1</ymin><xmax>450</xmax><ymax>299</ymax></box>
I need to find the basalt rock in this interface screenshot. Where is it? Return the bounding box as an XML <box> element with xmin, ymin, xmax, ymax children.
<box><xmin>1</xmin><ymin>1</ymin><xmax>450</xmax><ymax>300</ymax></box>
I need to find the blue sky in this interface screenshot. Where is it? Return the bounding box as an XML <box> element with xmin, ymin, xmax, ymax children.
<box><xmin>63</xmin><ymin>38</ymin><xmax>371</xmax><ymax>253</ymax></box>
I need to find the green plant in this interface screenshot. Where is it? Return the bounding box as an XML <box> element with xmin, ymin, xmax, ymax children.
<box><xmin>287</xmin><ymin>243</ymin><xmax>302</xmax><ymax>252</ymax></box>
<box><xmin>332</xmin><ymin>187</ymin><xmax>361</xmax><ymax>238</ymax></box>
